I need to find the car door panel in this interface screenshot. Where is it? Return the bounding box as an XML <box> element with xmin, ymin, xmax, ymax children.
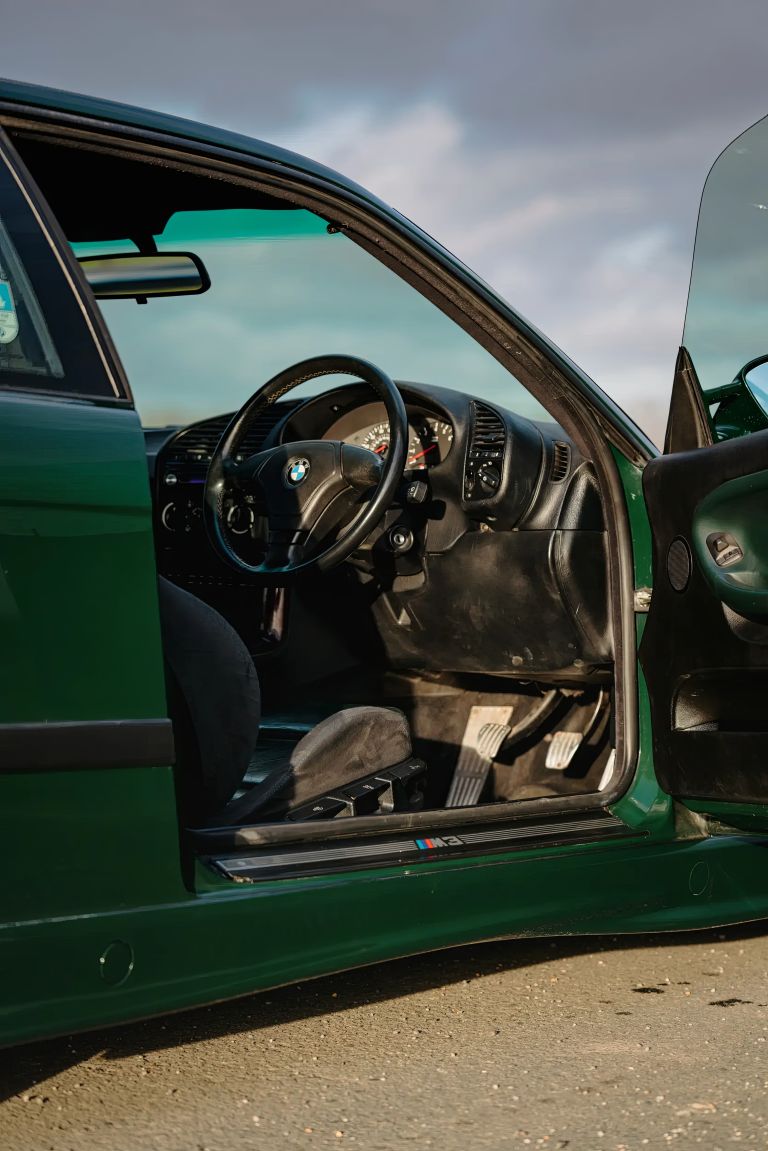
<box><xmin>692</xmin><ymin>470</ymin><xmax>768</xmax><ymax>617</ymax></box>
<box><xmin>0</xmin><ymin>131</ymin><xmax>184</xmax><ymax>920</ymax></box>
<box><xmin>640</xmin><ymin>428</ymin><xmax>768</xmax><ymax>810</ymax></box>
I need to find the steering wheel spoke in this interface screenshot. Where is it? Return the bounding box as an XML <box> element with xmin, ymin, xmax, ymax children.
<box><xmin>203</xmin><ymin>355</ymin><xmax>408</xmax><ymax>581</ymax></box>
<box><xmin>264</xmin><ymin>528</ymin><xmax>309</xmax><ymax>570</ymax></box>
<box><xmin>225</xmin><ymin>447</ymin><xmax>273</xmax><ymax>491</ymax></box>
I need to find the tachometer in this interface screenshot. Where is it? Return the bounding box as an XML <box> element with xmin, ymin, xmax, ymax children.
<box><xmin>407</xmin><ymin>417</ymin><xmax>454</xmax><ymax>468</ymax></box>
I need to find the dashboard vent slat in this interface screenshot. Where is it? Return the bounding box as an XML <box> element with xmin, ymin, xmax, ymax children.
<box><xmin>168</xmin><ymin>401</ymin><xmax>297</xmax><ymax>463</ymax></box>
<box><xmin>469</xmin><ymin>402</ymin><xmax>505</xmax><ymax>451</ymax></box>
<box><xmin>550</xmin><ymin>441</ymin><xmax>571</xmax><ymax>483</ymax></box>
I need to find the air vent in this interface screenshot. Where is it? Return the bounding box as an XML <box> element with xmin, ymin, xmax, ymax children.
<box><xmin>465</xmin><ymin>402</ymin><xmax>506</xmax><ymax>501</ymax></box>
<box><xmin>470</xmin><ymin>402</ymin><xmax>506</xmax><ymax>452</ymax></box>
<box><xmin>550</xmin><ymin>441</ymin><xmax>571</xmax><ymax>482</ymax></box>
<box><xmin>167</xmin><ymin>402</ymin><xmax>297</xmax><ymax>463</ymax></box>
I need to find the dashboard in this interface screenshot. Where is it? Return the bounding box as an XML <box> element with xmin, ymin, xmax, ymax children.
<box><xmin>148</xmin><ymin>379</ymin><xmax>612</xmax><ymax>680</ymax></box>
<box><xmin>149</xmin><ymin>380</ymin><xmax>570</xmax><ymax>565</ymax></box>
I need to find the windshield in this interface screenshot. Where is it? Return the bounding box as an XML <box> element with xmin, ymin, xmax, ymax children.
<box><xmin>684</xmin><ymin>113</ymin><xmax>768</xmax><ymax>400</ymax></box>
<box><xmin>74</xmin><ymin>208</ymin><xmax>549</xmax><ymax>428</ymax></box>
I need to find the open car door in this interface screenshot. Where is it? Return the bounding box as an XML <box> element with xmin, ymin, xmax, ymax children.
<box><xmin>641</xmin><ymin>112</ymin><xmax>768</xmax><ymax>831</ymax></box>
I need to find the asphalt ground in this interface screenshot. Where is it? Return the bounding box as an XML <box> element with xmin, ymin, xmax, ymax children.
<box><xmin>3</xmin><ymin>923</ymin><xmax>768</xmax><ymax>1150</ymax></box>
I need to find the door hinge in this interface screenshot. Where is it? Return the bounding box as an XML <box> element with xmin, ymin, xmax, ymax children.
<box><xmin>634</xmin><ymin>586</ymin><xmax>652</xmax><ymax>613</ymax></box>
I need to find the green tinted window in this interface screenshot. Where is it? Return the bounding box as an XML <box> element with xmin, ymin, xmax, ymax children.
<box><xmin>684</xmin><ymin>114</ymin><xmax>768</xmax><ymax>402</ymax></box>
<box><xmin>75</xmin><ymin>209</ymin><xmax>548</xmax><ymax>428</ymax></box>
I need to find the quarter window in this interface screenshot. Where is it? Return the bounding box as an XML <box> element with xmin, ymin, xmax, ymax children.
<box><xmin>0</xmin><ymin>136</ymin><xmax>121</xmax><ymax>399</ymax></box>
<box><xmin>0</xmin><ymin>210</ymin><xmax>63</xmax><ymax>381</ymax></box>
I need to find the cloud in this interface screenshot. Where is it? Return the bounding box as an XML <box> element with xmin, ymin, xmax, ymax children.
<box><xmin>278</xmin><ymin>101</ymin><xmax>738</xmax><ymax>444</ymax></box>
<box><xmin>5</xmin><ymin>0</ymin><xmax>768</xmax><ymax>444</ymax></box>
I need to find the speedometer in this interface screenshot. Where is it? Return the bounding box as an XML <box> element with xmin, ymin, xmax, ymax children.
<box><xmin>359</xmin><ymin>422</ymin><xmax>392</xmax><ymax>457</ymax></box>
<box><xmin>354</xmin><ymin>416</ymin><xmax>454</xmax><ymax>469</ymax></box>
<box><xmin>358</xmin><ymin>422</ymin><xmax>424</xmax><ymax>462</ymax></box>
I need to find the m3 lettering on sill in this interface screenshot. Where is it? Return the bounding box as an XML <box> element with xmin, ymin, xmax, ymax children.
<box><xmin>414</xmin><ymin>836</ymin><xmax>464</xmax><ymax>851</ymax></box>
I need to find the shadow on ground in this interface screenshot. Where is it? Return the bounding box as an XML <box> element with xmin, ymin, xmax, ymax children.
<box><xmin>2</xmin><ymin>921</ymin><xmax>767</xmax><ymax>1103</ymax></box>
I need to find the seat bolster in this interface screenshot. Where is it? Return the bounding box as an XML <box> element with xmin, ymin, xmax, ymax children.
<box><xmin>158</xmin><ymin>576</ymin><xmax>260</xmax><ymax>816</ymax></box>
<box><xmin>214</xmin><ymin>705</ymin><xmax>412</xmax><ymax>826</ymax></box>
<box><xmin>284</xmin><ymin>706</ymin><xmax>412</xmax><ymax>808</ymax></box>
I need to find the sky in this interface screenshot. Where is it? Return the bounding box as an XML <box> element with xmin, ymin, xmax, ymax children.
<box><xmin>2</xmin><ymin>0</ymin><xmax>768</xmax><ymax>445</ymax></box>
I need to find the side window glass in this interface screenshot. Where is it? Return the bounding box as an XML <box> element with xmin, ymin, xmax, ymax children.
<box><xmin>0</xmin><ymin>138</ymin><xmax>120</xmax><ymax>399</ymax></box>
<box><xmin>684</xmin><ymin>114</ymin><xmax>768</xmax><ymax>440</ymax></box>
<box><xmin>0</xmin><ymin>211</ymin><xmax>63</xmax><ymax>380</ymax></box>
<box><xmin>73</xmin><ymin>207</ymin><xmax>550</xmax><ymax>429</ymax></box>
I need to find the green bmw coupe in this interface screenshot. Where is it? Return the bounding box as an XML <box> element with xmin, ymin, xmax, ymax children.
<box><xmin>2</xmin><ymin>80</ymin><xmax>768</xmax><ymax>1047</ymax></box>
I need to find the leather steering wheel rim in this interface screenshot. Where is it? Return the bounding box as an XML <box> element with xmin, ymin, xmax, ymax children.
<box><xmin>203</xmin><ymin>354</ymin><xmax>409</xmax><ymax>581</ymax></box>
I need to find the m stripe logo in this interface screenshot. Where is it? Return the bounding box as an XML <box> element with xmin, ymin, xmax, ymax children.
<box><xmin>415</xmin><ymin>835</ymin><xmax>464</xmax><ymax>850</ymax></box>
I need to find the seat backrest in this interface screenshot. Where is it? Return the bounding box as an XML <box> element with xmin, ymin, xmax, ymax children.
<box><xmin>157</xmin><ymin>577</ymin><xmax>261</xmax><ymax>820</ymax></box>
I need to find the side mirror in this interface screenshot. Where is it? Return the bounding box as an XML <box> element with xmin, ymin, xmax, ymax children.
<box><xmin>77</xmin><ymin>252</ymin><xmax>210</xmax><ymax>300</ymax></box>
<box><xmin>742</xmin><ymin>357</ymin><xmax>768</xmax><ymax>417</ymax></box>
<box><xmin>708</xmin><ymin>355</ymin><xmax>768</xmax><ymax>440</ymax></box>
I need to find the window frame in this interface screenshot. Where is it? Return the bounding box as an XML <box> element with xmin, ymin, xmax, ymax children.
<box><xmin>0</xmin><ymin>128</ymin><xmax>130</xmax><ymax>404</ymax></box>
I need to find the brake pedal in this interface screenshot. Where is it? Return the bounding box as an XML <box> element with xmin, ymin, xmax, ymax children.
<box><xmin>545</xmin><ymin>730</ymin><xmax>583</xmax><ymax>771</ymax></box>
<box><xmin>478</xmin><ymin>722</ymin><xmax>514</xmax><ymax>759</ymax></box>
<box><xmin>445</xmin><ymin>706</ymin><xmax>513</xmax><ymax>808</ymax></box>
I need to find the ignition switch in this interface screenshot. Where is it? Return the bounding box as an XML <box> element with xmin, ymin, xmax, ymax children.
<box><xmin>388</xmin><ymin>524</ymin><xmax>414</xmax><ymax>553</ymax></box>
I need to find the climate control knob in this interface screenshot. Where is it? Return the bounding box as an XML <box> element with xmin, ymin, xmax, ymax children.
<box><xmin>161</xmin><ymin>502</ymin><xmax>181</xmax><ymax>532</ymax></box>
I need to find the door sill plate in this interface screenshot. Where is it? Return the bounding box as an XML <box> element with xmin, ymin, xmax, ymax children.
<box><xmin>207</xmin><ymin>810</ymin><xmax>635</xmax><ymax>883</ymax></box>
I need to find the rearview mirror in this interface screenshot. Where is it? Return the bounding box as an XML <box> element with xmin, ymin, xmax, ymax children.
<box><xmin>78</xmin><ymin>252</ymin><xmax>210</xmax><ymax>300</ymax></box>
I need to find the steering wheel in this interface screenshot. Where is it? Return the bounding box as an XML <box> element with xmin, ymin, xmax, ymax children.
<box><xmin>203</xmin><ymin>355</ymin><xmax>408</xmax><ymax>580</ymax></box>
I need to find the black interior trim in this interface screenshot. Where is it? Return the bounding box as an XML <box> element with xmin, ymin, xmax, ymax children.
<box><xmin>0</xmin><ymin>719</ymin><xmax>174</xmax><ymax>771</ymax></box>
<box><xmin>663</xmin><ymin>346</ymin><xmax>714</xmax><ymax>454</ymax></box>
<box><xmin>191</xmin><ymin>791</ymin><xmax>619</xmax><ymax>850</ymax></box>
<box><xmin>641</xmin><ymin>428</ymin><xmax>768</xmax><ymax>802</ymax></box>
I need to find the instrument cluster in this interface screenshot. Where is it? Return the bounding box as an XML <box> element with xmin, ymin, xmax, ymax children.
<box><xmin>325</xmin><ymin>411</ymin><xmax>454</xmax><ymax>471</ymax></box>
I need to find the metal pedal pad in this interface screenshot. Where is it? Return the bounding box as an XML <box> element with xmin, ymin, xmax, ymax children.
<box><xmin>477</xmin><ymin>722</ymin><xmax>513</xmax><ymax>759</ymax></box>
<box><xmin>446</xmin><ymin>706</ymin><xmax>513</xmax><ymax>808</ymax></box>
<box><xmin>545</xmin><ymin>730</ymin><xmax>583</xmax><ymax>771</ymax></box>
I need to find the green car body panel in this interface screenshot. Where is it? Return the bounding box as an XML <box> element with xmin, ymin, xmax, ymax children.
<box><xmin>1</xmin><ymin>80</ymin><xmax>768</xmax><ymax>1049</ymax></box>
<box><xmin>0</xmin><ymin>395</ymin><xmax>180</xmax><ymax>920</ymax></box>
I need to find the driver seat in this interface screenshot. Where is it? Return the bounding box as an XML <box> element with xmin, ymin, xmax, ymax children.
<box><xmin>157</xmin><ymin>577</ymin><xmax>414</xmax><ymax>825</ymax></box>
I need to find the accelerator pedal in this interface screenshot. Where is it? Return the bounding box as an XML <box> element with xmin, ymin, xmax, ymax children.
<box><xmin>545</xmin><ymin>689</ymin><xmax>608</xmax><ymax>771</ymax></box>
<box><xmin>544</xmin><ymin>730</ymin><xmax>583</xmax><ymax>771</ymax></box>
<box><xmin>445</xmin><ymin>705</ymin><xmax>514</xmax><ymax>808</ymax></box>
